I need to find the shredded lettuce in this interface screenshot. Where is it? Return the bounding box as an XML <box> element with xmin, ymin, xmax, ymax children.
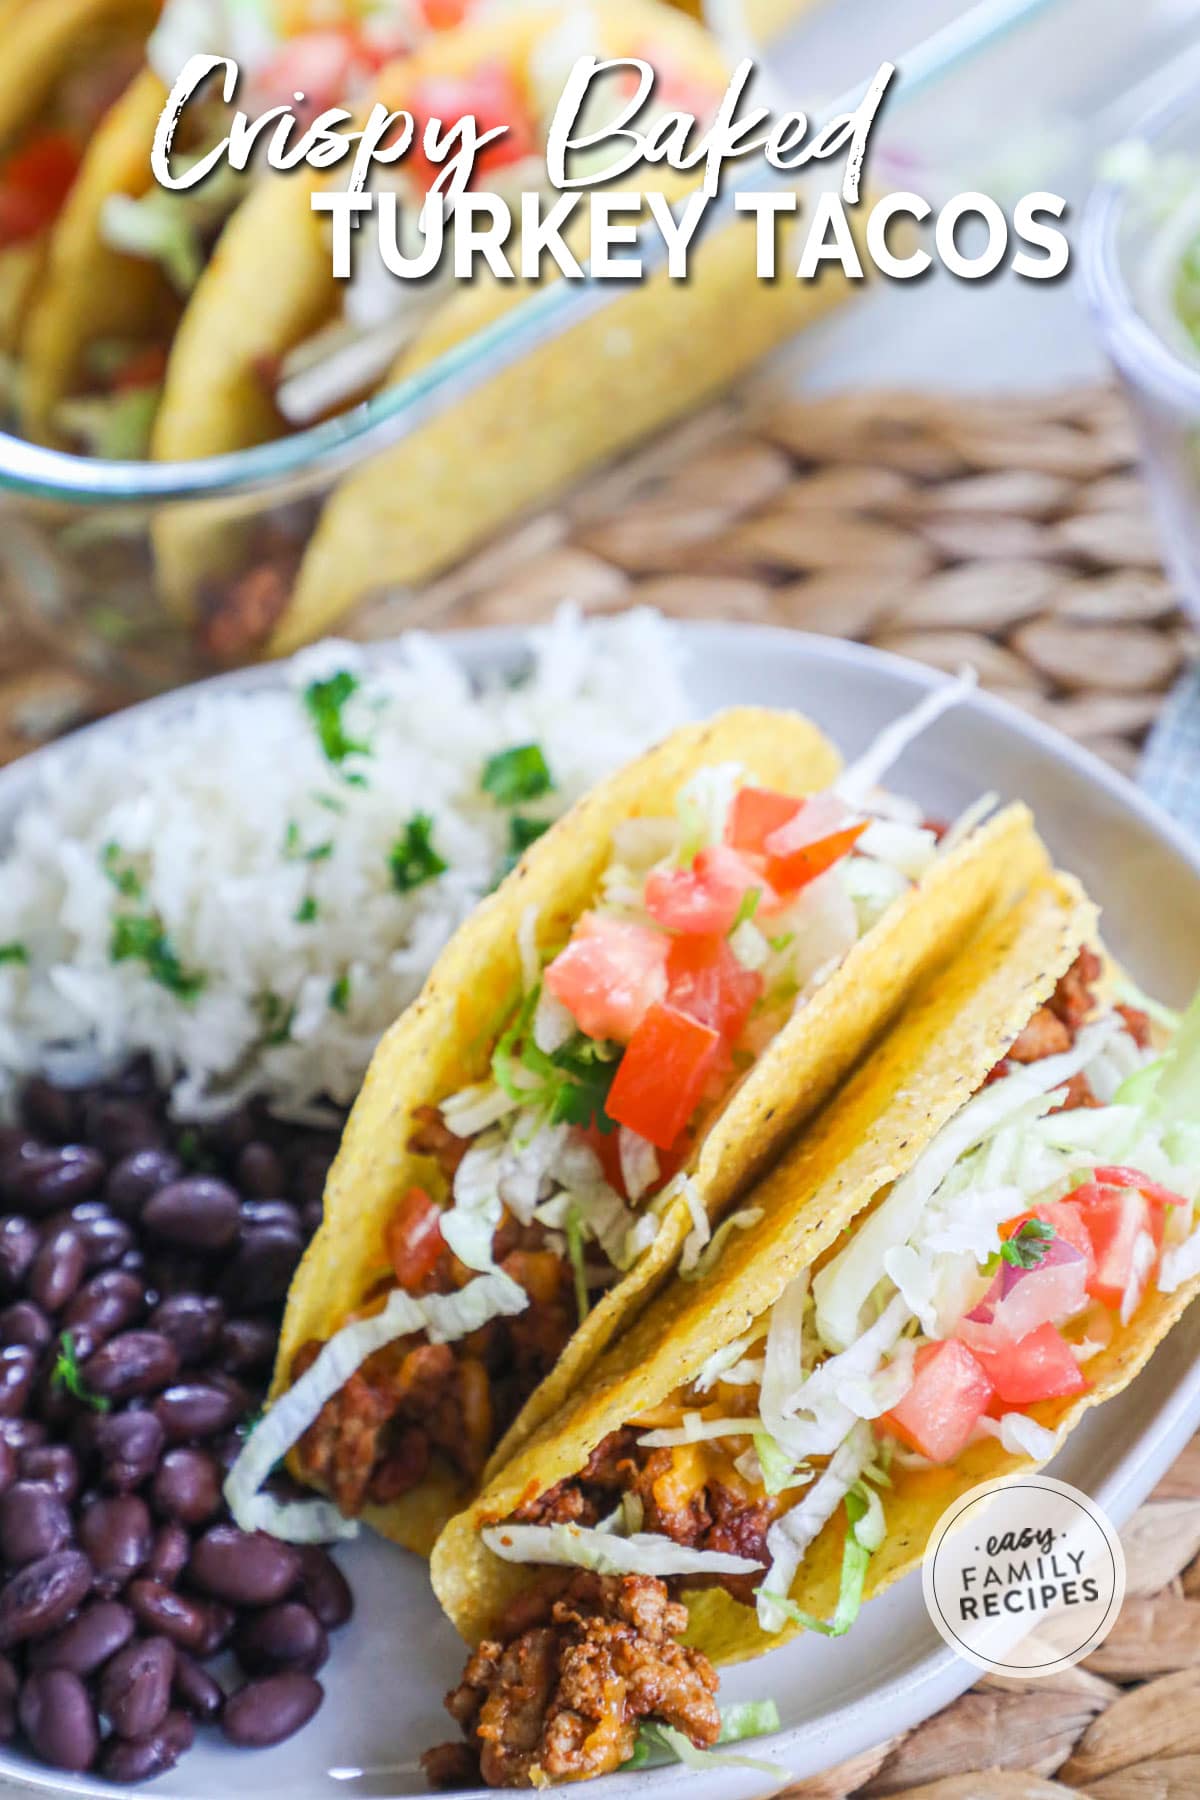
<box><xmin>753</xmin><ymin>1431</ymin><xmax>799</xmax><ymax>1496</ymax></box>
<box><xmin>481</xmin><ymin>1522</ymin><xmax>764</xmax><ymax>1580</ymax></box>
<box><xmin>756</xmin><ymin>1422</ymin><xmax>873</xmax><ymax>1630</ymax></box>
<box><xmin>758</xmin><ymin>1483</ymin><xmax>876</xmax><ymax>1639</ymax></box>
<box><xmin>625</xmin><ymin>1702</ymin><xmax>783</xmax><ymax>1775</ymax></box>
<box><xmin>564</xmin><ymin>1204</ymin><xmax>590</xmax><ymax>1325</ymax></box>
<box><xmin>56</xmin><ymin>388</ymin><xmax>161</xmax><ymax>461</ymax></box>
<box><xmin>681</xmin><ymin>1207</ymin><xmax>763</xmax><ymax>1283</ymax></box>
<box><xmin>225</xmin><ymin>1271</ymin><xmax>527</xmax><ymax>1541</ymax></box>
<box><xmin>835</xmin><ymin>669</ymin><xmax>976</xmax><ymax>807</ymax></box>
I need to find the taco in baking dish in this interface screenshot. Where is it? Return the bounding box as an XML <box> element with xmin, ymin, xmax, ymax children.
<box><xmin>143</xmin><ymin>0</ymin><xmax>857</xmax><ymax>656</ymax></box>
<box><xmin>224</xmin><ymin>686</ymin><xmax>1050</xmax><ymax>1559</ymax></box>
<box><xmin>19</xmin><ymin>0</ymin><xmax>504</xmax><ymax>455</ymax></box>
<box><xmin>426</xmin><ymin>878</ymin><xmax>1200</xmax><ymax>1784</ymax></box>
<box><xmin>0</xmin><ymin>0</ymin><xmax>159</xmax><ymax>390</ymax></box>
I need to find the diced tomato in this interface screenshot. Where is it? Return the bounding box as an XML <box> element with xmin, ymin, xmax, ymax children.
<box><xmin>414</xmin><ymin>0</ymin><xmax>475</xmax><ymax>27</ymax></box>
<box><xmin>666</xmin><ymin>934</ymin><xmax>762</xmax><ymax>1046</ymax></box>
<box><xmin>582</xmin><ymin>1121</ymin><xmax>626</xmax><ymax>1197</ymax></box>
<box><xmin>385</xmin><ymin>1186</ymin><xmax>445</xmax><ymax>1294</ymax></box>
<box><xmin>544</xmin><ymin>913</ymin><xmax>668</xmax><ymax>1044</ymax></box>
<box><xmin>645</xmin><ymin>846</ymin><xmax>769</xmax><ymax>937</ymax></box>
<box><xmin>606</xmin><ymin>1003</ymin><xmax>722</xmax><ymax>1150</ymax></box>
<box><xmin>402</xmin><ymin>63</ymin><xmax>537</xmax><ymax>194</ymax></box>
<box><xmin>1092</xmin><ymin>1167</ymin><xmax>1188</xmax><ymax>1214</ymax></box>
<box><xmin>726</xmin><ymin>786</ymin><xmax>802</xmax><ymax>855</ymax></box>
<box><xmin>762</xmin><ymin>793</ymin><xmax>868</xmax><ymax>894</ymax></box>
<box><xmin>1073</xmin><ymin>1180</ymin><xmax>1164</xmax><ymax>1316</ymax></box>
<box><xmin>0</xmin><ymin>132</ymin><xmax>81</xmax><ymax>248</ymax></box>
<box><xmin>110</xmin><ymin>344</ymin><xmax>170</xmax><ymax>394</ymax></box>
<box><xmin>1001</xmin><ymin>1201</ymin><xmax>1096</xmax><ymax>1283</ymax></box>
<box><xmin>880</xmin><ymin>1338</ymin><xmax>993</xmax><ymax>1465</ymax></box>
<box><xmin>973</xmin><ymin>1322</ymin><xmax>1088</xmax><ymax>1406</ymax></box>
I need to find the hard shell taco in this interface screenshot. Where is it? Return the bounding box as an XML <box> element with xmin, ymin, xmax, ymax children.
<box><xmin>0</xmin><ymin>0</ymin><xmax>159</xmax><ymax>391</ymax></box>
<box><xmin>425</xmin><ymin>877</ymin><xmax>1200</xmax><ymax>1785</ymax></box>
<box><xmin>223</xmin><ymin>681</ymin><xmax>1058</xmax><ymax>1565</ymax></box>
<box><xmin>19</xmin><ymin>0</ymin><xmax>499</xmax><ymax>456</ymax></box>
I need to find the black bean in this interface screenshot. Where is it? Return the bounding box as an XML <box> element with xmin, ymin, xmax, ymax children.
<box><xmin>0</xmin><ymin>1438</ymin><xmax>13</xmax><ymax>1497</ymax></box>
<box><xmin>221</xmin><ymin>1671</ymin><xmax>323</xmax><ymax>1748</ymax></box>
<box><xmin>291</xmin><ymin>1145</ymin><xmax>335</xmax><ymax>1211</ymax></box>
<box><xmin>300</xmin><ymin>1197</ymin><xmax>324</xmax><ymax>1239</ymax></box>
<box><xmin>0</xmin><ymin>1481</ymin><xmax>73</xmax><ymax>1565</ymax></box>
<box><xmin>219</xmin><ymin>1226</ymin><xmax>302</xmax><ymax>1308</ymax></box>
<box><xmin>99</xmin><ymin>1634</ymin><xmax>175</xmax><ymax>1740</ymax></box>
<box><xmin>0</xmin><ymin>1653</ymin><xmax>15</xmax><ymax>1739</ymax></box>
<box><xmin>154</xmin><ymin>1379</ymin><xmax>245</xmax><ymax>1446</ymax></box>
<box><xmin>189</xmin><ymin>1524</ymin><xmax>301</xmax><ymax>1607</ymax></box>
<box><xmin>7</xmin><ymin>1147</ymin><xmax>106</xmax><ymax>1216</ymax></box>
<box><xmin>0</xmin><ymin>1549</ymin><xmax>92</xmax><ymax>1647</ymax></box>
<box><xmin>234</xmin><ymin>1602</ymin><xmax>328</xmax><ymax>1677</ymax></box>
<box><xmin>172</xmin><ymin>1649</ymin><xmax>223</xmax><ymax>1721</ymax></box>
<box><xmin>201</xmin><ymin>1107</ymin><xmax>255</xmax><ymax>1157</ymax></box>
<box><xmin>88</xmin><ymin>1410</ymin><xmax>165</xmax><ymax>1493</ymax></box>
<box><xmin>0</xmin><ymin>1418</ymin><xmax>45</xmax><ymax>1454</ymax></box>
<box><xmin>217</xmin><ymin>1316</ymin><xmax>277</xmax><ymax>1374</ymax></box>
<box><xmin>295</xmin><ymin>1548</ymin><xmax>352</xmax><ymax>1634</ymax></box>
<box><xmin>241</xmin><ymin>1198</ymin><xmax>302</xmax><ymax>1235</ymax></box>
<box><xmin>152</xmin><ymin>1447</ymin><xmax>223</xmax><ymax>1527</ymax></box>
<box><xmin>21</xmin><ymin>1079</ymin><xmax>82</xmax><ymax>1144</ymax></box>
<box><xmin>0</xmin><ymin>1299</ymin><xmax>51</xmax><ymax>1351</ymax></box>
<box><xmin>149</xmin><ymin>1292</ymin><xmax>223</xmax><ymax>1365</ymax></box>
<box><xmin>105</xmin><ymin>1149</ymin><xmax>182</xmax><ymax>1221</ymax></box>
<box><xmin>64</xmin><ymin>1270</ymin><xmax>144</xmax><ymax>1348</ymax></box>
<box><xmin>70</xmin><ymin>1206</ymin><xmax>134</xmax><ymax>1272</ymax></box>
<box><xmin>100</xmin><ymin>1707</ymin><xmax>194</xmax><ymax>1784</ymax></box>
<box><xmin>143</xmin><ymin>1250</ymin><xmax>210</xmax><ymax>1302</ymax></box>
<box><xmin>83</xmin><ymin>1098</ymin><xmax>162</xmax><ymax>1162</ymax></box>
<box><xmin>29</xmin><ymin>1600</ymin><xmax>135</xmax><ymax>1675</ymax></box>
<box><xmin>0</xmin><ymin>1215</ymin><xmax>38</xmax><ymax>1292</ymax></box>
<box><xmin>237</xmin><ymin>1142</ymin><xmax>287</xmax><ymax>1199</ymax></box>
<box><xmin>193</xmin><ymin>1600</ymin><xmax>235</xmax><ymax>1658</ymax></box>
<box><xmin>20</xmin><ymin>1444</ymin><xmax>79</xmax><ymax>1502</ymax></box>
<box><xmin>143</xmin><ymin>1177</ymin><xmax>241</xmax><ymax>1254</ymax></box>
<box><xmin>127</xmin><ymin>1580</ymin><xmax>209</xmax><ymax>1653</ymax></box>
<box><xmin>81</xmin><ymin>1330</ymin><xmax>179</xmax><ymax>1401</ymax></box>
<box><xmin>29</xmin><ymin>1224</ymin><xmax>87</xmax><ymax>1314</ymax></box>
<box><xmin>18</xmin><ymin>1667</ymin><xmax>99</xmax><ymax>1771</ymax></box>
<box><xmin>0</xmin><ymin>1345</ymin><xmax>35</xmax><ymax>1417</ymax></box>
<box><xmin>146</xmin><ymin>1522</ymin><xmax>191</xmax><ymax>1588</ymax></box>
<box><xmin>78</xmin><ymin>1494</ymin><xmax>152</xmax><ymax>1595</ymax></box>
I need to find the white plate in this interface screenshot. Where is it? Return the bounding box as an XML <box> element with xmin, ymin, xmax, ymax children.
<box><xmin>3</xmin><ymin>623</ymin><xmax>1200</xmax><ymax>1800</ymax></box>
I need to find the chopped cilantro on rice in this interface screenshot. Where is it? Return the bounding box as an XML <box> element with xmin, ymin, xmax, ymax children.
<box><xmin>0</xmin><ymin>610</ymin><xmax>687</xmax><ymax>1124</ymax></box>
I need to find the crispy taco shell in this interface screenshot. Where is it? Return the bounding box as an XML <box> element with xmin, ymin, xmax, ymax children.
<box><xmin>431</xmin><ymin>855</ymin><xmax>1101</xmax><ymax>1650</ymax></box>
<box><xmin>273</xmin><ymin>705</ymin><xmax>1050</xmax><ymax>1557</ymax></box>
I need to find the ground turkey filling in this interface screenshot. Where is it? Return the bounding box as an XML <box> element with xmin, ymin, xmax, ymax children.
<box><xmin>422</xmin><ymin>1574</ymin><xmax>720</xmax><ymax>1788</ymax></box>
<box><xmin>426</xmin><ymin>950</ymin><xmax>1145</xmax><ymax>1788</ymax></box>
<box><xmin>290</xmin><ymin>1107</ymin><xmax>596</xmax><ymax>1516</ymax></box>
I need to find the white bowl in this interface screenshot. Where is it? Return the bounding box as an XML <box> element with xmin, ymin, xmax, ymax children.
<box><xmin>2</xmin><ymin>623</ymin><xmax>1199</xmax><ymax>1800</ymax></box>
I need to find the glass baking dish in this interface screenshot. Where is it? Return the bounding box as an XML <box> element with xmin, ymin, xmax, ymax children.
<box><xmin>0</xmin><ymin>0</ymin><xmax>1196</xmax><ymax>715</ymax></box>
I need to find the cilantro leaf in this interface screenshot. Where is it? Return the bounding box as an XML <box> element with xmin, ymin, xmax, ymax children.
<box><xmin>304</xmin><ymin>671</ymin><xmax>370</xmax><ymax>768</ymax></box>
<box><xmin>257</xmin><ymin>991</ymin><xmax>295</xmax><ymax>1046</ymax></box>
<box><xmin>295</xmin><ymin>896</ymin><xmax>318</xmax><ymax>924</ymax></box>
<box><xmin>1000</xmin><ymin>1218</ymin><xmax>1055</xmax><ymax>1271</ymax></box>
<box><xmin>482</xmin><ymin>743</ymin><xmax>554</xmax><ymax>806</ymax></box>
<box><xmin>389</xmin><ymin>813</ymin><xmax>447</xmax><ymax>893</ymax></box>
<box><xmin>0</xmin><ymin>943</ymin><xmax>28</xmax><ymax>966</ymax></box>
<box><xmin>101</xmin><ymin>842</ymin><xmax>144</xmax><ymax>899</ymax></box>
<box><xmin>730</xmin><ymin>887</ymin><xmax>761</xmax><ymax>934</ymax></box>
<box><xmin>111</xmin><ymin>913</ymin><xmax>205</xmax><ymax>1002</ymax></box>
<box><xmin>52</xmin><ymin>1332</ymin><xmax>110</xmax><ymax>1413</ymax></box>
<box><xmin>329</xmin><ymin>974</ymin><xmax>351</xmax><ymax>1014</ymax></box>
<box><xmin>546</xmin><ymin>1038</ymin><xmax>619</xmax><ymax>1132</ymax></box>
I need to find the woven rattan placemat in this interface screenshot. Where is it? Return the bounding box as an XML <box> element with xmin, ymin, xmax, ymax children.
<box><xmin>3</xmin><ymin>384</ymin><xmax>1199</xmax><ymax>1798</ymax></box>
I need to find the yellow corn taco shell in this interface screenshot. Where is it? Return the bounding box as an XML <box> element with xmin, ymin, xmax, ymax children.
<box><xmin>431</xmin><ymin>858</ymin><xmax>1098</xmax><ymax>1648</ymax></box>
<box><xmin>20</xmin><ymin>68</ymin><xmax>177</xmax><ymax>439</ymax></box>
<box><xmin>0</xmin><ymin>0</ymin><xmax>160</xmax><ymax>372</ymax></box>
<box><xmin>273</xmin><ymin>704</ymin><xmax>1052</xmax><ymax>1558</ymax></box>
<box><xmin>146</xmin><ymin>0</ymin><xmax>864</xmax><ymax>644</ymax></box>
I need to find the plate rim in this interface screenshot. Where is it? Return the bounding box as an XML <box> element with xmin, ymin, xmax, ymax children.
<box><xmin>0</xmin><ymin>618</ymin><xmax>1197</xmax><ymax>1800</ymax></box>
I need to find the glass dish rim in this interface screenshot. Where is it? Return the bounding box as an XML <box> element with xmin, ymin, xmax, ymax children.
<box><xmin>0</xmin><ymin>0</ymin><xmax>1059</xmax><ymax>508</ymax></box>
<box><xmin>1081</xmin><ymin>51</ymin><xmax>1200</xmax><ymax>411</ymax></box>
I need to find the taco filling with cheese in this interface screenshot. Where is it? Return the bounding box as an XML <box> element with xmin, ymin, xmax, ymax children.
<box><xmin>428</xmin><ymin>883</ymin><xmax>1200</xmax><ymax>1784</ymax></box>
<box><xmin>226</xmin><ymin>686</ymin><xmax>1038</xmax><ymax>1558</ymax></box>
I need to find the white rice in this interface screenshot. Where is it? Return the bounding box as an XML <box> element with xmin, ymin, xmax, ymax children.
<box><xmin>0</xmin><ymin>608</ymin><xmax>689</xmax><ymax>1123</ymax></box>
